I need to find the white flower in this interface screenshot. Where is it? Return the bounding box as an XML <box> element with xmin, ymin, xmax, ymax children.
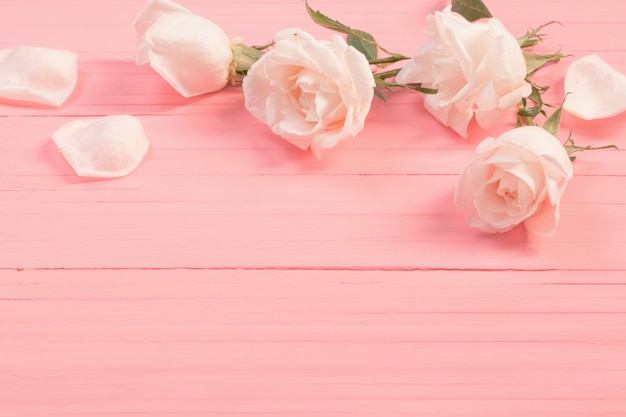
<box><xmin>0</xmin><ymin>46</ymin><xmax>77</xmax><ymax>107</ymax></box>
<box><xmin>242</xmin><ymin>28</ymin><xmax>375</xmax><ymax>159</ymax></box>
<box><xmin>134</xmin><ymin>0</ymin><xmax>233</xmax><ymax>97</ymax></box>
<box><xmin>455</xmin><ymin>126</ymin><xmax>573</xmax><ymax>236</ymax></box>
<box><xmin>52</xmin><ymin>115</ymin><xmax>150</xmax><ymax>178</ymax></box>
<box><xmin>396</xmin><ymin>7</ymin><xmax>531</xmax><ymax>137</ymax></box>
<box><xmin>564</xmin><ymin>54</ymin><xmax>626</xmax><ymax>120</ymax></box>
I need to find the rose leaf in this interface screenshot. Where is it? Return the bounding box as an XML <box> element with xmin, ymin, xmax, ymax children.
<box><xmin>347</xmin><ymin>30</ymin><xmax>378</xmax><ymax>61</ymax></box>
<box><xmin>451</xmin><ymin>0</ymin><xmax>493</xmax><ymax>22</ymax></box>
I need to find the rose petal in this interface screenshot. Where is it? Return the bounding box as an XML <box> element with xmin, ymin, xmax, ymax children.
<box><xmin>134</xmin><ymin>0</ymin><xmax>233</xmax><ymax>97</ymax></box>
<box><xmin>134</xmin><ymin>0</ymin><xmax>191</xmax><ymax>39</ymax></box>
<box><xmin>51</xmin><ymin>115</ymin><xmax>150</xmax><ymax>178</ymax></box>
<box><xmin>522</xmin><ymin>201</ymin><xmax>559</xmax><ymax>237</ymax></box>
<box><xmin>0</xmin><ymin>46</ymin><xmax>77</xmax><ymax>107</ymax></box>
<box><xmin>564</xmin><ymin>54</ymin><xmax>626</xmax><ymax>120</ymax></box>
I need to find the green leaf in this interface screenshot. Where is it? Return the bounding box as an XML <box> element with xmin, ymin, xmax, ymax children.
<box><xmin>305</xmin><ymin>1</ymin><xmax>403</xmax><ymax>59</ymax></box>
<box><xmin>347</xmin><ymin>30</ymin><xmax>377</xmax><ymax>61</ymax></box>
<box><xmin>524</xmin><ymin>51</ymin><xmax>565</xmax><ymax>77</ymax></box>
<box><xmin>306</xmin><ymin>1</ymin><xmax>377</xmax><ymax>59</ymax></box>
<box><xmin>306</xmin><ymin>1</ymin><xmax>352</xmax><ymax>35</ymax></box>
<box><xmin>451</xmin><ymin>0</ymin><xmax>493</xmax><ymax>22</ymax></box>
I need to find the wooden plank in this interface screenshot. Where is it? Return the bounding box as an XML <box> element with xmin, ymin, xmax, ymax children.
<box><xmin>2</xmin><ymin>270</ymin><xmax>626</xmax><ymax>416</ymax></box>
<box><xmin>1</xmin><ymin>173</ymin><xmax>625</xmax><ymax>270</ymax></box>
<box><xmin>1</xmin><ymin>0</ymin><xmax>626</xmax><ymax>416</ymax></box>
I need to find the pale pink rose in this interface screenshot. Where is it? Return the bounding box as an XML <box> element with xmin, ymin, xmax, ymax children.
<box><xmin>455</xmin><ymin>126</ymin><xmax>573</xmax><ymax>236</ymax></box>
<box><xmin>396</xmin><ymin>7</ymin><xmax>531</xmax><ymax>137</ymax></box>
<box><xmin>134</xmin><ymin>0</ymin><xmax>233</xmax><ymax>97</ymax></box>
<box><xmin>243</xmin><ymin>28</ymin><xmax>375</xmax><ymax>159</ymax></box>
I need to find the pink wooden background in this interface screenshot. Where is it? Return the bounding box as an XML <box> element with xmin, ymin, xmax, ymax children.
<box><xmin>2</xmin><ymin>0</ymin><xmax>626</xmax><ymax>415</ymax></box>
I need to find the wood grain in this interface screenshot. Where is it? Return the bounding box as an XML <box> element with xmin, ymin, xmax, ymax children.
<box><xmin>3</xmin><ymin>270</ymin><xmax>626</xmax><ymax>416</ymax></box>
<box><xmin>1</xmin><ymin>0</ymin><xmax>626</xmax><ymax>415</ymax></box>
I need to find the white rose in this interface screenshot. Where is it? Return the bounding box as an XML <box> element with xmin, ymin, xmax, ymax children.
<box><xmin>134</xmin><ymin>0</ymin><xmax>233</xmax><ymax>97</ymax></box>
<box><xmin>242</xmin><ymin>28</ymin><xmax>375</xmax><ymax>159</ymax></box>
<box><xmin>455</xmin><ymin>126</ymin><xmax>573</xmax><ymax>236</ymax></box>
<box><xmin>396</xmin><ymin>7</ymin><xmax>531</xmax><ymax>137</ymax></box>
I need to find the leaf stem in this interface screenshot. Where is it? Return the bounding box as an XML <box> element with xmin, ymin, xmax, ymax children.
<box><xmin>368</xmin><ymin>55</ymin><xmax>410</xmax><ymax>66</ymax></box>
<box><xmin>375</xmin><ymin>69</ymin><xmax>401</xmax><ymax>80</ymax></box>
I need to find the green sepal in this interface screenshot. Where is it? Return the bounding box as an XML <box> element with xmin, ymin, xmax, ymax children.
<box><xmin>231</xmin><ymin>43</ymin><xmax>265</xmax><ymax>82</ymax></box>
<box><xmin>517</xmin><ymin>21</ymin><xmax>560</xmax><ymax>49</ymax></box>
<box><xmin>374</xmin><ymin>71</ymin><xmax>437</xmax><ymax>95</ymax></box>
<box><xmin>451</xmin><ymin>0</ymin><xmax>493</xmax><ymax>22</ymax></box>
<box><xmin>542</xmin><ymin>95</ymin><xmax>566</xmax><ymax>137</ymax></box>
<box><xmin>373</xmin><ymin>88</ymin><xmax>387</xmax><ymax>102</ymax></box>
<box><xmin>232</xmin><ymin>43</ymin><xmax>264</xmax><ymax>73</ymax></box>
<box><xmin>564</xmin><ymin>133</ymin><xmax>619</xmax><ymax>161</ymax></box>
<box><xmin>524</xmin><ymin>51</ymin><xmax>565</xmax><ymax>77</ymax></box>
<box><xmin>516</xmin><ymin>83</ymin><xmax>549</xmax><ymax>126</ymax></box>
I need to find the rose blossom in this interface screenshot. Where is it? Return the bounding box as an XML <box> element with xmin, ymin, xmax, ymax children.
<box><xmin>396</xmin><ymin>7</ymin><xmax>531</xmax><ymax>137</ymax></box>
<box><xmin>134</xmin><ymin>0</ymin><xmax>233</xmax><ymax>97</ymax></box>
<box><xmin>243</xmin><ymin>28</ymin><xmax>375</xmax><ymax>159</ymax></box>
<box><xmin>455</xmin><ymin>126</ymin><xmax>573</xmax><ymax>236</ymax></box>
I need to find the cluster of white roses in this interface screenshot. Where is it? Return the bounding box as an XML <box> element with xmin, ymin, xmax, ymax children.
<box><xmin>135</xmin><ymin>0</ymin><xmax>607</xmax><ymax>237</ymax></box>
<box><xmin>2</xmin><ymin>0</ymin><xmax>621</xmax><ymax>237</ymax></box>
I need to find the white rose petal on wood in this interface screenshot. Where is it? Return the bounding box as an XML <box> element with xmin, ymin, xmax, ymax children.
<box><xmin>563</xmin><ymin>54</ymin><xmax>626</xmax><ymax>120</ymax></box>
<box><xmin>52</xmin><ymin>115</ymin><xmax>150</xmax><ymax>178</ymax></box>
<box><xmin>0</xmin><ymin>46</ymin><xmax>77</xmax><ymax>107</ymax></box>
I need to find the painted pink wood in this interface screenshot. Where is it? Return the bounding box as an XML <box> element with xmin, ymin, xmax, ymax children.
<box><xmin>2</xmin><ymin>0</ymin><xmax>626</xmax><ymax>416</ymax></box>
<box><xmin>3</xmin><ymin>270</ymin><xmax>626</xmax><ymax>416</ymax></box>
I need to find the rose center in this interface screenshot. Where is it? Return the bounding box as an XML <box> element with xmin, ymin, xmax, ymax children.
<box><xmin>496</xmin><ymin>184</ymin><xmax>521</xmax><ymax>211</ymax></box>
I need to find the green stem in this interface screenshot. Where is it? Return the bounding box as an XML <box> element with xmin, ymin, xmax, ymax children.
<box><xmin>375</xmin><ymin>69</ymin><xmax>401</xmax><ymax>80</ymax></box>
<box><xmin>252</xmin><ymin>41</ymin><xmax>275</xmax><ymax>51</ymax></box>
<box><xmin>368</xmin><ymin>55</ymin><xmax>410</xmax><ymax>66</ymax></box>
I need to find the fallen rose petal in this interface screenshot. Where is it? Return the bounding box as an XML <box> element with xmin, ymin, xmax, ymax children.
<box><xmin>51</xmin><ymin>115</ymin><xmax>150</xmax><ymax>178</ymax></box>
<box><xmin>564</xmin><ymin>54</ymin><xmax>626</xmax><ymax>120</ymax></box>
<box><xmin>0</xmin><ymin>46</ymin><xmax>77</xmax><ymax>106</ymax></box>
